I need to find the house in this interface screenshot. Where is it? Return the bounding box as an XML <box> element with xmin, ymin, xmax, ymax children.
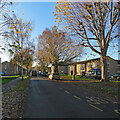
<box><xmin>116</xmin><ymin>60</ymin><xmax>120</xmax><ymax>73</ymax></box>
<box><xmin>68</xmin><ymin>56</ymin><xmax>118</xmax><ymax>77</ymax></box>
<box><xmin>50</xmin><ymin>62</ymin><xmax>68</xmax><ymax>74</ymax></box>
<box><xmin>2</xmin><ymin>61</ymin><xmax>26</xmax><ymax>76</ymax></box>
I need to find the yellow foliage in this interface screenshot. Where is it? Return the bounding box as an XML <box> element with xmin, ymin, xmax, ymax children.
<box><xmin>20</xmin><ymin>31</ymin><xmax>23</xmax><ymax>34</ymax></box>
<box><xmin>27</xmin><ymin>34</ymin><xmax>29</xmax><ymax>36</ymax></box>
<box><xmin>20</xmin><ymin>18</ymin><xmax>22</xmax><ymax>22</ymax></box>
<box><xmin>10</xmin><ymin>27</ymin><xmax>14</xmax><ymax>29</ymax></box>
<box><xmin>28</xmin><ymin>21</ymin><xmax>30</xmax><ymax>24</ymax></box>
<box><xmin>14</xmin><ymin>24</ymin><xmax>17</xmax><ymax>26</ymax></box>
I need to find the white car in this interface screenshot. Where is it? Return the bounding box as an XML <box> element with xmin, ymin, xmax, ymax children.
<box><xmin>49</xmin><ymin>73</ymin><xmax>60</xmax><ymax>80</ymax></box>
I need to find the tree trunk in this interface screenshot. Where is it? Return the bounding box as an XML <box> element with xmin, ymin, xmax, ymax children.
<box><xmin>54</xmin><ymin>62</ymin><xmax>58</xmax><ymax>73</ymax></box>
<box><xmin>100</xmin><ymin>55</ymin><xmax>108</xmax><ymax>82</ymax></box>
<box><xmin>21</xmin><ymin>55</ymin><xmax>23</xmax><ymax>80</ymax></box>
<box><xmin>72</xmin><ymin>65</ymin><xmax>76</xmax><ymax>80</ymax></box>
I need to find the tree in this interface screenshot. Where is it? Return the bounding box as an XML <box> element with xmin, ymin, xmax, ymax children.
<box><xmin>11</xmin><ymin>43</ymin><xmax>35</xmax><ymax>75</ymax></box>
<box><xmin>0</xmin><ymin>0</ymin><xmax>13</xmax><ymax>53</ymax></box>
<box><xmin>35</xmin><ymin>49</ymin><xmax>49</xmax><ymax>72</ymax></box>
<box><xmin>54</xmin><ymin>1</ymin><xmax>119</xmax><ymax>81</ymax></box>
<box><xmin>3</xmin><ymin>12</ymin><xmax>33</xmax><ymax>79</ymax></box>
<box><xmin>37</xmin><ymin>26</ymin><xmax>83</xmax><ymax>73</ymax></box>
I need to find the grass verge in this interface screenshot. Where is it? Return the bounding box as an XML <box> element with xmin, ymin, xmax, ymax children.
<box><xmin>2</xmin><ymin>75</ymin><xmax>20</xmax><ymax>85</ymax></box>
<box><xmin>73</xmin><ymin>81</ymin><xmax>119</xmax><ymax>96</ymax></box>
<box><xmin>15</xmin><ymin>76</ymin><xmax>29</xmax><ymax>91</ymax></box>
<box><xmin>60</xmin><ymin>74</ymin><xmax>96</xmax><ymax>80</ymax></box>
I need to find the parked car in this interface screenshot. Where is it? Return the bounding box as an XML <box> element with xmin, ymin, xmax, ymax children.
<box><xmin>110</xmin><ymin>73</ymin><xmax>120</xmax><ymax>79</ymax></box>
<box><xmin>32</xmin><ymin>70</ymin><xmax>37</xmax><ymax>76</ymax></box>
<box><xmin>85</xmin><ymin>69</ymin><xmax>101</xmax><ymax>79</ymax></box>
<box><xmin>1</xmin><ymin>72</ymin><xmax>5</xmax><ymax>76</ymax></box>
<box><xmin>41</xmin><ymin>72</ymin><xmax>48</xmax><ymax>77</ymax></box>
<box><xmin>49</xmin><ymin>73</ymin><xmax>60</xmax><ymax>80</ymax></box>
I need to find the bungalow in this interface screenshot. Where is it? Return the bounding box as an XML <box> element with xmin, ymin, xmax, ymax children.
<box><xmin>68</xmin><ymin>56</ymin><xmax>118</xmax><ymax>77</ymax></box>
<box><xmin>50</xmin><ymin>62</ymin><xmax>68</xmax><ymax>74</ymax></box>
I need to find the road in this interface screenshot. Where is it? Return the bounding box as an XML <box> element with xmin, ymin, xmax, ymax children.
<box><xmin>23</xmin><ymin>76</ymin><xmax>119</xmax><ymax>118</ymax></box>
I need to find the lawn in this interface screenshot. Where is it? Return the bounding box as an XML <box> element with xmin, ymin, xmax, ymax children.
<box><xmin>60</xmin><ymin>74</ymin><xmax>96</xmax><ymax>80</ymax></box>
<box><xmin>72</xmin><ymin>80</ymin><xmax>120</xmax><ymax>96</ymax></box>
<box><xmin>1</xmin><ymin>75</ymin><xmax>20</xmax><ymax>85</ymax></box>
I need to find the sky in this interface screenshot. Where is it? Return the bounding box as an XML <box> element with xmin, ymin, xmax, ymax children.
<box><xmin>0</xmin><ymin>2</ymin><xmax>119</xmax><ymax>64</ymax></box>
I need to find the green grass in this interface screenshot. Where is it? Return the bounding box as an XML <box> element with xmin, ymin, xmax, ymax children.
<box><xmin>81</xmin><ymin>83</ymin><xmax>119</xmax><ymax>96</ymax></box>
<box><xmin>60</xmin><ymin>74</ymin><xmax>96</xmax><ymax>80</ymax></box>
<box><xmin>60</xmin><ymin>74</ymin><xmax>72</xmax><ymax>79</ymax></box>
<box><xmin>75</xmin><ymin>75</ymin><xmax>95</xmax><ymax>80</ymax></box>
<box><xmin>15</xmin><ymin>79</ymin><xmax>28</xmax><ymax>91</ymax></box>
<box><xmin>73</xmin><ymin>80</ymin><xmax>120</xmax><ymax>96</ymax></box>
<box><xmin>2</xmin><ymin>75</ymin><xmax>20</xmax><ymax>85</ymax></box>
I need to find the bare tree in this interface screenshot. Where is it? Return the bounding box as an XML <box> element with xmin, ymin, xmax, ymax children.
<box><xmin>3</xmin><ymin>12</ymin><xmax>32</xmax><ymax>79</ymax></box>
<box><xmin>54</xmin><ymin>1</ymin><xmax>119</xmax><ymax>81</ymax></box>
<box><xmin>37</xmin><ymin>26</ymin><xmax>83</xmax><ymax>73</ymax></box>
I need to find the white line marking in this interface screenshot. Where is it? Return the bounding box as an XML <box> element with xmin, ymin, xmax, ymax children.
<box><xmin>73</xmin><ymin>95</ymin><xmax>81</xmax><ymax>100</ymax></box>
<box><xmin>89</xmin><ymin>104</ymin><xmax>103</xmax><ymax>112</ymax></box>
<box><xmin>65</xmin><ymin>90</ymin><xmax>70</xmax><ymax>94</ymax></box>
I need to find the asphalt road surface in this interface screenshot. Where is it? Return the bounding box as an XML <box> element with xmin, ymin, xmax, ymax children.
<box><xmin>23</xmin><ymin>76</ymin><xmax>119</xmax><ymax>118</ymax></box>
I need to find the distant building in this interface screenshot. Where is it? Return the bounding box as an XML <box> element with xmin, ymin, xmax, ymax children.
<box><xmin>50</xmin><ymin>62</ymin><xmax>68</xmax><ymax>74</ymax></box>
<box><xmin>2</xmin><ymin>61</ymin><xmax>26</xmax><ymax>76</ymax></box>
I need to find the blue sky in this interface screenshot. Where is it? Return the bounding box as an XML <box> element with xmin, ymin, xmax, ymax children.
<box><xmin>0</xmin><ymin>2</ymin><xmax>119</xmax><ymax>63</ymax></box>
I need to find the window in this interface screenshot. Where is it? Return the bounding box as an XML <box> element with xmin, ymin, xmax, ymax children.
<box><xmin>5</xmin><ymin>65</ymin><xmax>7</xmax><ymax>70</ymax></box>
<box><xmin>81</xmin><ymin>64</ymin><xmax>85</xmax><ymax>70</ymax></box>
<box><xmin>92</xmin><ymin>63</ymin><xmax>96</xmax><ymax>68</ymax></box>
<box><xmin>107</xmin><ymin>71</ymin><xmax>110</xmax><ymax>76</ymax></box>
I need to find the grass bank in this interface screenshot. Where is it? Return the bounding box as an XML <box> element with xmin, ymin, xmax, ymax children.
<box><xmin>2</xmin><ymin>75</ymin><xmax>20</xmax><ymax>85</ymax></box>
<box><xmin>15</xmin><ymin>75</ymin><xmax>29</xmax><ymax>91</ymax></box>
<box><xmin>73</xmin><ymin>81</ymin><xmax>120</xmax><ymax>97</ymax></box>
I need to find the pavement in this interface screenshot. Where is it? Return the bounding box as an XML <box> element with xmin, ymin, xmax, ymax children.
<box><xmin>23</xmin><ymin>76</ymin><xmax>119</xmax><ymax>118</ymax></box>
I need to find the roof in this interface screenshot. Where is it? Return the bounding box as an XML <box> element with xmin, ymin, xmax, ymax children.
<box><xmin>68</xmin><ymin>57</ymin><xmax>100</xmax><ymax>65</ymax></box>
<box><xmin>68</xmin><ymin>56</ymin><xmax>116</xmax><ymax>65</ymax></box>
<box><xmin>2</xmin><ymin>61</ymin><xmax>9</xmax><ymax>64</ymax></box>
<box><xmin>116</xmin><ymin>60</ymin><xmax>120</xmax><ymax>64</ymax></box>
<box><xmin>88</xmin><ymin>68</ymin><xmax>101</xmax><ymax>72</ymax></box>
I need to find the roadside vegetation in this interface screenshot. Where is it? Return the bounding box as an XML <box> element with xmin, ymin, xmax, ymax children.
<box><xmin>2</xmin><ymin>75</ymin><xmax>20</xmax><ymax>85</ymax></box>
<box><xmin>60</xmin><ymin>74</ymin><xmax>119</xmax><ymax>97</ymax></box>
<box><xmin>2</xmin><ymin>75</ymin><xmax>29</xmax><ymax>85</ymax></box>
<box><xmin>60</xmin><ymin>74</ymin><xmax>96</xmax><ymax>80</ymax></box>
<box><xmin>72</xmin><ymin>80</ymin><xmax>120</xmax><ymax>98</ymax></box>
<box><xmin>15</xmin><ymin>76</ymin><xmax>29</xmax><ymax>91</ymax></box>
